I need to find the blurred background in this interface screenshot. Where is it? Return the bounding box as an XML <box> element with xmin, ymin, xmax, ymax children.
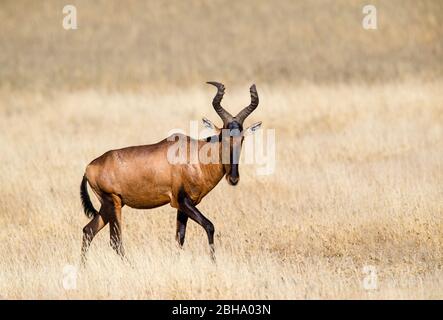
<box><xmin>0</xmin><ymin>0</ymin><xmax>442</xmax><ymax>91</ymax></box>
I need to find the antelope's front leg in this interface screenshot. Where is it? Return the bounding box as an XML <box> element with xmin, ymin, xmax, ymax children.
<box><xmin>179</xmin><ymin>196</ymin><xmax>216</xmax><ymax>262</ymax></box>
<box><xmin>176</xmin><ymin>210</ymin><xmax>188</xmax><ymax>247</ymax></box>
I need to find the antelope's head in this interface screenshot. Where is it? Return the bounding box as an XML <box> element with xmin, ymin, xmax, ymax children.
<box><xmin>204</xmin><ymin>82</ymin><xmax>262</xmax><ymax>186</ymax></box>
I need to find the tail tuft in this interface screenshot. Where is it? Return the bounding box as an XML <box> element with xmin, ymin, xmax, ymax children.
<box><xmin>80</xmin><ymin>175</ymin><xmax>98</xmax><ymax>219</ymax></box>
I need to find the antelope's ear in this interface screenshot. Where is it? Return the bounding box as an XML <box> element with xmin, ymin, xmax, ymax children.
<box><xmin>243</xmin><ymin>121</ymin><xmax>262</xmax><ymax>136</ymax></box>
<box><xmin>202</xmin><ymin>117</ymin><xmax>216</xmax><ymax>130</ymax></box>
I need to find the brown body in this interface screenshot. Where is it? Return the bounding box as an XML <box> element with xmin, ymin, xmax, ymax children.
<box><xmin>86</xmin><ymin>135</ymin><xmax>225</xmax><ymax>210</ymax></box>
<box><xmin>80</xmin><ymin>82</ymin><xmax>261</xmax><ymax>264</ymax></box>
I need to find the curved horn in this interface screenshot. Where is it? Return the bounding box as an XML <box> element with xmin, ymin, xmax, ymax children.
<box><xmin>236</xmin><ymin>84</ymin><xmax>259</xmax><ymax>124</ymax></box>
<box><xmin>206</xmin><ymin>81</ymin><xmax>233</xmax><ymax>124</ymax></box>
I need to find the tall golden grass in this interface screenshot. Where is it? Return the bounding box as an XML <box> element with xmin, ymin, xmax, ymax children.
<box><xmin>0</xmin><ymin>82</ymin><xmax>442</xmax><ymax>299</ymax></box>
<box><xmin>0</xmin><ymin>0</ymin><xmax>442</xmax><ymax>299</ymax></box>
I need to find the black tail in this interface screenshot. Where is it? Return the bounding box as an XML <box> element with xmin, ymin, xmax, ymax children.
<box><xmin>80</xmin><ymin>175</ymin><xmax>98</xmax><ymax>219</ymax></box>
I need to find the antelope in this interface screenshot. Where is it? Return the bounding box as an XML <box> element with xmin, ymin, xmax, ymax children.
<box><xmin>80</xmin><ymin>82</ymin><xmax>262</xmax><ymax>264</ymax></box>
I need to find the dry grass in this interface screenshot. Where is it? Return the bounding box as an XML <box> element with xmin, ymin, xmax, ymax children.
<box><xmin>0</xmin><ymin>81</ymin><xmax>442</xmax><ymax>299</ymax></box>
<box><xmin>0</xmin><ymin>0</ymin><xmax>442</xmax><ymax>90</ymax></box>
<box><xmin>0</xmin><ymin>0</ymin><xmax>442</xmax><ymax>299</ymax></box>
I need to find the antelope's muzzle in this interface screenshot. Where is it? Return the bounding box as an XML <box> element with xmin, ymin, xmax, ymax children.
<box><xmin>227</xmin><ymin>164</ymin><xmax>240</xmax><ymax>186</ymax></box>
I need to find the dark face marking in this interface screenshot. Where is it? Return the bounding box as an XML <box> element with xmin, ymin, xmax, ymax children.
<box><xmin>227</xmin><ymin>121</ymin><xmax>243</xmax><ymax>134</ymax></box>
<box><xmin>224</xmin><ymin>121</ymin><xmax>243</xmax><ymax>186</ymax></box>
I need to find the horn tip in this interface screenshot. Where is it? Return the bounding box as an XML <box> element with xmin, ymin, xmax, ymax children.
<box><xmin>207</xmin><ymin>81</ymin><xmax>225</xmax><ymax>92</ymax></box>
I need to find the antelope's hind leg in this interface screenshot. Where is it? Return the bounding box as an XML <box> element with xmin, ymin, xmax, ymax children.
<box><xmin>81</xmin><ymin>203</ymin><xmax>110</xmax><ymax>266</ymax></box>
<box><xmin>109</xmin><ymin>194</ymin><xmax>125</xmax><ymax>259</ymax></box>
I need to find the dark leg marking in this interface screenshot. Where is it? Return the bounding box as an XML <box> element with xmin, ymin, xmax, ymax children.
<box><xmin>176</xmin><ymin>210</ymin><xmax>188</xmax><ymax>247</ymax></box>
<box><xmin>178</xmin><ymin>194</ymin><xmax>216</xmax><ymax>261</ymax></box>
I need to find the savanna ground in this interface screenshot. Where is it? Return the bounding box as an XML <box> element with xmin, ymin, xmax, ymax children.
<box><xmin>0</xmin><ymin>0</ymin><xmax>442</xmax><ymax>299</ymax></box>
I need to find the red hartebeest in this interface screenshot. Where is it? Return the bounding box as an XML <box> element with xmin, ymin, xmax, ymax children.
<box><xmin>80</xmin><ymin>82</ymin><xmax>261</xmax><ymax>263</ymax></box>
